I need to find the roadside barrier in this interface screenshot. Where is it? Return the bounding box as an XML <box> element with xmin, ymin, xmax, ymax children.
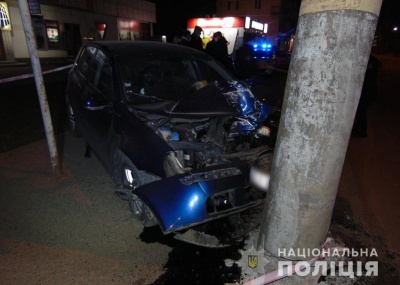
<box><xmin>0</xmin><ymin>64</ymin><xmax>73</xmax><ymax>84</ymax></box>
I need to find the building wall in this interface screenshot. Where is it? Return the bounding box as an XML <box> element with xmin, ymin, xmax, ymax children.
<box><xmin>2</xmin><ymin>0</ymin><xmax>155</xmax><ymax>61</ymax></box>
<box><xmin>216</xmin><ymin>0</ymin><xmax>282</xmax><ymax>44</ymax></box>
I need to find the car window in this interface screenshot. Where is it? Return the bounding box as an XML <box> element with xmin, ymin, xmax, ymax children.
<box><xmin>119</xmin><ymin>56</ymin><xmax>233</xmax><ymax>104</ymax></box>
<box><xmin>87</xmin><ymin>49</ymin><xmax>114</xmax><ymax>100</ymax></box>
<box><xmin>76</xmin><ymin>46</ymin><xmax>97</xmax><ymax>78</ymax></box>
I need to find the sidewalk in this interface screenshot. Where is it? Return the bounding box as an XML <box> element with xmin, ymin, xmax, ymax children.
<box><xmin>0</xmin><ymin>132</ymin><xmax>170</xmax><ymax>284</ymax></box>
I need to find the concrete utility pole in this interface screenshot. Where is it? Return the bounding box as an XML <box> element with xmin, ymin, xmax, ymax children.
<box><xmin>258</xmin><ymin>0</ymin><xmax>382</xmax><ymax>257</ymax></box>
<box><xmin>18</xmin><ymin>0</ymin><xmax>61</xmax><ymax>175</ymax></box>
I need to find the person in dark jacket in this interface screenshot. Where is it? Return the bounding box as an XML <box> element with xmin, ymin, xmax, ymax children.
<box><xmin>352</xmin><ymin>54</ymin><xmax>380</xmax><ymax>137</ymax></box>
<box><xmin>205</xmin><ymin>31</ymin><xmax>233</xmax><ymax>71</ymax></box>
<box><xmin>180</xmin><ymin>30</ymin><xmax>191</xmax><ymax>47</ymax></box>
<box><xmin>189</xmin><ymin>26</ymin><xmax>204</xmax><ymax>51</ymax></box>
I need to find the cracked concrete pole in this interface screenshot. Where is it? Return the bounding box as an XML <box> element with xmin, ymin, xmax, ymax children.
<box><xmin>258</xmin><ymin>0</ymin><xmax>382</xmax><ymax>258</ymax></box>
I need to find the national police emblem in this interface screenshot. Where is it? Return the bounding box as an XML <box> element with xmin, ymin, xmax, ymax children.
<box><xmin>248</xmin><ymin>254</ymin><xmax>258</xmax><ymax>269</ymax></box>
<box><xmin>233</xmin><ymin>245</ymin><xmax>270</xmax><ymax>280</ymax></box>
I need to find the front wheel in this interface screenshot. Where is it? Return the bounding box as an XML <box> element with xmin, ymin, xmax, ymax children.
<box><xmin>121</xmin><ymin>156</ymin><xmax>158</xmax><ymax>227</ymax></box>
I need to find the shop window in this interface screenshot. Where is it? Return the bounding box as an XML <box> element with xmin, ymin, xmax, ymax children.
<box><xmin>32</xmin><ymin>18</ymin><xmax>47</xmax><ymax>50</ymax></box>
<box><xmin>45</xmin><ymin>20</ymin><xmax>61</xmax><ymax>49</ymax></box>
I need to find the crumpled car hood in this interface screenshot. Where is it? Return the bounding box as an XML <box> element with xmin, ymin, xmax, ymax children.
<box><xmin>133</xmin><ymin>81</ymin><xmax>270</xmax><ymax>134</ymax></box>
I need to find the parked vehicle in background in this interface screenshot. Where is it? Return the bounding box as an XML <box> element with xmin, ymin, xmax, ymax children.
<box><xmin>66</xmin><ymin>41</ymin><xmax>279</xmax><ymax>246</ymax></box>
<box><xmin>234</xmin><ymin>42</ymin><xmax>275</xmax><ymax>79</ymax></box>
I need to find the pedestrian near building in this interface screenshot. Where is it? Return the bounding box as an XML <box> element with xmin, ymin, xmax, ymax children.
<box><xmin>180</xmin><ymin>30</ymin><xmax>191</xmax><ymax>47</ymax></box>
<box><xmin>205</xmin><ymin>31</ymin><xmax>233</xmax><ymax>71</ymax></box>
<box><xmin>189</xmin><ymin>26</ymin><xmax>204</xmax><ymax>51</ymax></box>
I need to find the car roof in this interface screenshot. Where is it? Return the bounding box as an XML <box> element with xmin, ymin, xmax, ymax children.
<box><xmin>84</xmin><ymin>40</ymin><xmax>206</xmax><ymax>59</ymax></box>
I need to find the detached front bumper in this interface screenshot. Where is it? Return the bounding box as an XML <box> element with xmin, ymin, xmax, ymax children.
<box><xmin>134</xmin><ymin>160</ymin><xmax>265</xmax><ymax>233</ymax></box>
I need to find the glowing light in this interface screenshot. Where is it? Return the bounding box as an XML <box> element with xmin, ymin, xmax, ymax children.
<box><xmin>189</xmin><ymin>195</ymin><xmax>199</xmax><ymax>208</ymax></box>
<box><xmin>262</xmin><ymin>44</ymin><xmax>267</xmax><ymax>48</ymax></box>
<box><xmin>251</xmin><ymin>20</ymin><xmax>263</xmax><ymax>31</ymax></box>
<box><xmin>245</xmin><ymin>17</ymin><xmax>251</xmax><ymax>29</ymax></box>
<box><xmin>264</xmin><ymin>24</ymin><xmax>268</xmax><ymax>34</ymax></box>
<box><xmin>394</xmin><ymin>27</ymin><xmax>398</xmax><ymax>31</ymax></box>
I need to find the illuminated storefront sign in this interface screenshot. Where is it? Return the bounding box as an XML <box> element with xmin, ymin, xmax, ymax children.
<box><xmin>118</xmin><ymin>19</ymin><xmax>140</xmax><ymax>40</ymax></box>
<box><xmin>188</xmin><ymin>17</ymin><xmax>244</xmax><ymax>29</ymax></box>
<box><xmin>245</xmin><ymin>17</ymin><xmax>250</xmax><ymax>29</ymax></box>
<box><xmin>0</xmin><ymin>2</ymin><xmax>12</xmax><ymax>31</ymax></box>
<box><xmin>251</xmin><ymin>20</ymin><xmax>263</xmax><ymax>31</ymax></box>
<box><xmin>96</xmin><ymin>23</ymin><xmax>107</xmax><ymax>40</ymax></box>
<box><xmin>245</xmin><ymin>17</ymin><xmax>268</xmax><ymax>34</ymax></box>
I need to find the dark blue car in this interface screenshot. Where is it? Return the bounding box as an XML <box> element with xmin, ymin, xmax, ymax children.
<box><xmin>66</xmin><ymin>41</ymin><xmax>275</xmax><ymax>246</ymax></box>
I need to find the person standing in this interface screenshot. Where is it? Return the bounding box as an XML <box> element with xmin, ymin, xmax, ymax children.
<box><xmin>180</xmin><ymin>30</ymin><xmax>191</xmax><ymax>47</ymax></box>
<box><xmin>189</xmin><ymin>26</ymin><xmax>204</xmax><ymax>51</ymax></box>
<box><xmin>206</xmin><ymin>31</ymin><xmax>233</xmax><ymax>71</ymax></box>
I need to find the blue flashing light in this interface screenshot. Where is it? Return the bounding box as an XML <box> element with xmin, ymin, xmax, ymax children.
<box><xmin>267</xmin><ymin>44</ymin><xmax>272</xmax><ymax>48</ymax></box>
<box><xmin>262</xmin><ymin>44</ymin><xmax>267</xmax><ymax>48</ymax></box>
<box><xmin>253</xmin><ymin>44</ymin><xmax>258</xmax><ymax>48</ymax></box>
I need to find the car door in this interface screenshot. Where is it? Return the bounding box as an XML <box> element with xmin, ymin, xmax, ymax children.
<box><xmin>67</xmin><ymin>45</ymin><xmax>97</xmax><ymax>130</ymax></box>
<box><xmin>80</xmin><ymin>48</ymin><xmax>115</xmax><ymax>167</ymax></box>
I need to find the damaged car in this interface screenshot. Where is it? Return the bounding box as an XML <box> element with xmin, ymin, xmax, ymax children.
<box><xmin>66</xmin><ymin>41</ymin><xmax>277</xmax><ymax>247</ymax></box>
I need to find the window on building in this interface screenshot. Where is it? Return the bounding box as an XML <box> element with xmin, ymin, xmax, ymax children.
<box><xmin>236</xmin><ymin>1</ymin><xmax>240</xmax><ymax>9</ymax></box>
<box><xmin>227</xmin><ymin>1</ymin><xmax>231</xmax><ymax>10</ymax></box>
<box><xmin>255</xmin><ymin>0</ymin><xmax>261</xmax><ymax>9</ymax></box>
<box><xmin>32</xmin><ymin>18</ymin><xmax>63</xmax><ymax>50</ymax></box>
<box><xmin>45</xmin><ymin>20</ymin><xmax>61</xmax><ymax>49</ymax></box>
<box><xmin>32</xmin><ymin>18</ymin><xmax>47</xmax><ymax>50</ymax></box>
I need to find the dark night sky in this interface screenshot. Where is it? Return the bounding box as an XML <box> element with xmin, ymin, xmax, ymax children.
<box><xmin>152</xmin><ymin>0</ymin><xmax>217</xmax><ymax>38</ymax></box>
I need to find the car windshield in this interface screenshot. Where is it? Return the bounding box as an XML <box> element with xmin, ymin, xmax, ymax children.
<box><xmin>117</xmin><ymin>55</ymin><xmax>234</xmax><ymax>104</ymax></box>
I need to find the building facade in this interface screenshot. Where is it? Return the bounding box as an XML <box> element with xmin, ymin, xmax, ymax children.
<box><xmin>0</xmin><ymin>0</ymin><xmax>156</xmax><ymax>62</ymax></box>
<box><xmin>216</xmin><ymin>0</ymin><xmax>281</xmax><ymax>45</ymax></box>
<box><xmin>216</xmin><ymin>0</ymin><xmax>300</xmax><ymax>50</ymax></box>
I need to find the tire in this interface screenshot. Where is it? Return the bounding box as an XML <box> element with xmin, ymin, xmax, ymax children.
<box><xmin>66</xmin><ymin>99</ymin><xmax>82</xmax><ymax>137</ymax></box>
<box><xmin>120</xmin><ymin>155</ymin><xmax>158</xmax><ymax>227</ymax></box>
